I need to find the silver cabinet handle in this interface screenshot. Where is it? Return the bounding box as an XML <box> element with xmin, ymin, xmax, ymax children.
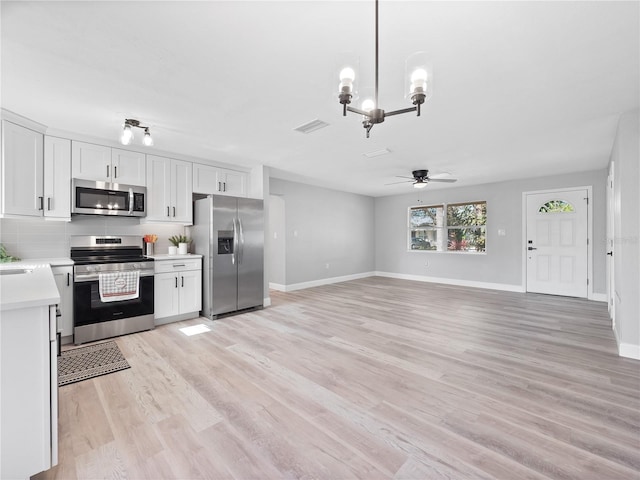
<box><xmin>181</xmin><ymin>276</ymin><xmax>184</xmax><ymax>288</ymax></box>
<box><xmin>173</xmin><ymin>206</ymin><xmax>176</xmax><ymax>217</ymax></box>
<box><xmin>114</xmin><ymin>165</ymin><xmax>117</xmax><ymax>178</ymax></box>
<box><xmin>175</xmin><ymin>276</ymin><xmax>178</xmax><ymax>288</ymax></box>
<box><xmin>47</xmin><ymin>197</ymin><xmax>52</xmax><ymax>211</ymax></box>
<box><xmin>167</xmin><ymin>206</ymin><xmax>170</xmax><ymax>217</ymax></box>
<box><xmin>107</xmin><ymin>165</ymin><xmax>110</xmax><ymax>178</ymax></box>
<box><xmin>38</xmin><ymin>196</ymin><xmax>44</xmax><ymax>210</ymax></box>
<box><xmin>172</xmin><ymin>264</ymin><xmax>186</xmax><ymax>268</ymax></box>
<box><xmin>67</xmin><ymin>272</ymin><xmax>70</xmax><ymax>286</ymax></box>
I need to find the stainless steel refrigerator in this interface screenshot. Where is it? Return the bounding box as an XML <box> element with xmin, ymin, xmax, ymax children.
<box><xmin>192</xmin><ymin>195</ymin><xmax>264</xmax><ymax>319</ymax></box>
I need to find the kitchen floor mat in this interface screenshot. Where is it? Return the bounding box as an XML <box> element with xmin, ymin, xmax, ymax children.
<box><xmin>58</xmin><ymin>340</ymin><xmax>130</xmax><ymax>386</ymax></box>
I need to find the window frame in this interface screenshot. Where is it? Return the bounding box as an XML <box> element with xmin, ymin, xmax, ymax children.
<box><xmin>408</xmin><ymin>201</ymin><xmax>487</xmax><ymax>254</ymax></box>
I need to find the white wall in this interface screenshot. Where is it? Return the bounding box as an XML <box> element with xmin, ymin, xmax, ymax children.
<box><xmin>375</xmin><ymin>169</ymin><xmax>608</xmax><ymax>293</ymax></box>
<box><xmin>268</xmin><ymin>195</ymin><xmax>286</xmax><ymax>286</ymax></box>
<box><xmin>610</xmin><ymin>109</ymin><xmax>640</xmax><ymax>359</ymax></box>
<box><xmin>269</xmin><ymin>178</ymin><xmax>375</xmax><ymax>289</ymax></box>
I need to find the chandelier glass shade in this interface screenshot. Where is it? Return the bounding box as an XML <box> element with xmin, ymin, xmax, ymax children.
<box><xmin>338</xmin><ymin>0</ymin><xmax>431</xmax><ymax>138</ymax></box>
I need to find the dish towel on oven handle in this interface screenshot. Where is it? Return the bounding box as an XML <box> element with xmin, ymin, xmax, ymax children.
<box><xmin>98</xmin><ymin>270</ymin><xmax>140</xmax><ymax>302</ymax></box>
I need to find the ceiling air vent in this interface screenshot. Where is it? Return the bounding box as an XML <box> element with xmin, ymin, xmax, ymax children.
<box><xmin>363</xmin><ymin>148</ymin><xmax>391</xmax><ymax>158</ymax></box>
<box><xmin>294</xmin><ymin>119</ymin><xmax>329</xmax><ymax>134</ymax></box>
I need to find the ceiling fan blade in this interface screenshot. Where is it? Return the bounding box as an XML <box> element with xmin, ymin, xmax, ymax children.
<box><xmin>385</xmin><ymin>180</ymin><xmax>414</xmax><ymax>185</ymax></box>
<box><xmin>428</xmin><ymin>178</ymin><xmax>457</xmax><ymax>183</ymax></box>
<box><xmin>394</xmin><ymin>175</ymin><xmax>415</xmax><ymax>180</ymax></box>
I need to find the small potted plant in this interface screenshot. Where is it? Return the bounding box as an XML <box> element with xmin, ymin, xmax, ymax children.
<box><xmin>169</xmin><ymin>235</ymin><xmax>191</xmax><ymax>255</ymax></box>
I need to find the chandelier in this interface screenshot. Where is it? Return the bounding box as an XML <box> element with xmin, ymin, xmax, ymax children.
<box><xmin>338</xmin><ymin>0</ymin><xmax>431</xmax><ymax>138</ymax></box>
<box><xmin>120</xmin><ymin>119</ymin><xmax>153</xmax><ymax>146</ymax></box>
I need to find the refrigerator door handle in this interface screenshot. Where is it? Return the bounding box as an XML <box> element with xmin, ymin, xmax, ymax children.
<box><xmin>232</xmin><ymin>217</ymin><xmax>238</xmax><ymax>265</ymax></box>
<box><xmin>238</xmin><ymin>217</ymin><xmax>244</xmax><ymax>265</ymax></box>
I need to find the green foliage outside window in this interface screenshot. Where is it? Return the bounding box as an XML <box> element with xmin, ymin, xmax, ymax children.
<box><xmin>409</xmin><ymin>202</ymin><xmax>486</xmax><ymax>253</ymax></box>
<box><xmin>447</xmin><ymin>202</ymin><xmax>486</xmax><ymax>252</ymax></box>
<box><xmin>538</xmin><ymin>200</ymin><xmax>574</xmax><ymax>213</ymax></box>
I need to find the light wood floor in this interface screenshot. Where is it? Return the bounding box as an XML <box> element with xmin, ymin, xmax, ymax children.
<box><xmin>34</xmin><ymin>277</ymin><xmax>640</xmax><ymax>480</ymax></box>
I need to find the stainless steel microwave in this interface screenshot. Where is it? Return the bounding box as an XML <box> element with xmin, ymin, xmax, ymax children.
<box><xmin>72</xmin><ymin>179</ymin><xmax>146</xmax><ymax>217</ymax></box>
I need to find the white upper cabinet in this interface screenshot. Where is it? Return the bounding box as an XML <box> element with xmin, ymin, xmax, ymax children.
<box><xmin>217</xmin><ymin>168</ymin><xmax>246</xmax><ymax>197</ymax></box>
<box><xmin>43</xmin><ymin>136</ymin><xmax>71</xmax><ymax>220</ymax></box>
<box><xmin>111</xmin><ymin>148</ymin><xmax>146</xmax><ymax>185</ymax></box>
<box><xmin>71</xmin><ymin>141</ymin><xmax>110</xmax><ymax>181</ymax></box>
<box><xmin>1</xmin><ymin>120</ymin><xmax>44</xmax><ymax>217</ymax></box>
<box><xmin>72</xmin><ymin>142</ymin><xmax>145</xmax><ymax>186</ymax></box>
<box><xmin>146</xmin><ymin>155</ymin><xmax>193</xmax><ymax>224</ymax></box>
<box><xmin>192</xmin><ymin>163</ymin><xmax>246</xmax><ymax>197</ymax></box>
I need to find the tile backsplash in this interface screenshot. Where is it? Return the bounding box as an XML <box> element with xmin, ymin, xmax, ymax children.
<box><xmin>0</xmin><ymin>217</ymin><xmax>185</xmax><ymax>259</ymax></box>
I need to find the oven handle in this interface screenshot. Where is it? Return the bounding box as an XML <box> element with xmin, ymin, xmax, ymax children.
<box><xmin>73</xmin><ymin>270</ymin><xmax>155</xmax><ymax>283</ymax></box>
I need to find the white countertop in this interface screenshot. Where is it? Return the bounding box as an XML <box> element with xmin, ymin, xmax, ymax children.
<box><xmin>2</xmin><ymin>257</ymin><xmax>74</xmax><ymax>267</ymax></box>
<box><xmin>147</xmin><ymin>254</ymin><xmax>203</xmax><ymax>260</ymax></box>
<box><xmin>0</xmin><ymin>263</ymin><xmax>61</xmax><ymax>311</ymax></box>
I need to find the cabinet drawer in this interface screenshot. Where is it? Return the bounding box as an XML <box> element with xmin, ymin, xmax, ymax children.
<box><xmin>154</xmin><ymin>259</ymin><xmax>201</xmax><ymax>274</ymax></box>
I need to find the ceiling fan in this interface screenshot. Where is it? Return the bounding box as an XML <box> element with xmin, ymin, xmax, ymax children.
<box><xmin>386</xmin><ymin>170</ymin><xmax>458</xmax><ymax>189</ymax></box>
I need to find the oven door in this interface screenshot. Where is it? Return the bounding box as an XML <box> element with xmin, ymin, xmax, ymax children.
<box><xmin>73</xmin><ymin>274</ymin><xmax>154</xmax><ymax>327</ymax></box>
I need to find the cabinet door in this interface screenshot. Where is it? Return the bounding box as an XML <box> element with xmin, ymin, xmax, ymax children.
<box><xmin>192</xmin><ymin>163</ymin><xmax>218</xmax><ymax>194</ymax></box>
<box><xmin>217</xmin><ymin>169</ymin><xmax>246</xmax><ymax>197</ymax></box>
<box><xmin>1</xmin><ymin>120</ymin><xmax>44</xmax><ymax>216</ymax></box>
<box><xmin>71</xmin><ymin>141</ymin><xmax>111</xmax><ymax>181</ymax></box>
<box><xmin>171</xmin><ymin>159</ymin><xmax>193</xmax><ymax>224</ymax></box>
<box><xmin>179</xmin><ymin>269</ymin><xmax>202</xmax><ymax>314</ymax></box>
<box><xmin>44</xmin><ymin>137</ymin><xmax>71</xmax><ymax>220</ymax></box>
<box><xmin>145</xmin><ymin>155</ymin><xmax>172</xmax><ymax>221</ymax></box>
<box><xmin>52</xmin><ymin>266</ymin><xmax>73</xmax><ymax>338</ymax></box>
<box><xmin>111</xmin><ymin>148</ymin><xmax>146</xmax><ymax>186</ymax></box>
<box><xmin>154</xmin><ymin>272</ymin><xmax>180</xmax><ymax>319</ymax></box>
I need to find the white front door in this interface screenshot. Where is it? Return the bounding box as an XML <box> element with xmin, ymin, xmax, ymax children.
<box><xmin>526</xmin><ymin>189</ymin><xmax>588</xmax><ymax>297</ymax></box>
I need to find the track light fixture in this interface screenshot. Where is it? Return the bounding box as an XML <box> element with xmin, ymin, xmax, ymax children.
<box><xmin>121</xmin><ymin>119</ymin><xmax>153</xmax><ymax>146</ymax></box>
<box><xmin>338</xmin><ymin>0</ymin><xmax>432</xmax><ymax>138</ymax></box>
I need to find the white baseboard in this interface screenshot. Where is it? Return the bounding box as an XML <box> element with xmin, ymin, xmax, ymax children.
<box><xmin>618</xmin><ymin>342</ymin><xmax>640</xmax><ymax>360</ymax></box>
<box><xmin>590</xmin><ymin>292</ymin><xmax>607</xmax><ymax>302</ymax></box>
<box><xmin>270</xmin><ymin>272</ymin><xmax>376</xmax><ymax>292</ymax></box>
<box><xmin>375</xmin><ymin>271</ymin><xmax>525</xmax><ymax>293</ymax></box>
<box><xmin>269</xmin><ymin>282</ymin><xmax>286</xmax><ymax>292</ymax></box>
<box><xmin>263</xmin><ymin>297</ymin><xmax>271</xmax><ymax>307</ymax></box>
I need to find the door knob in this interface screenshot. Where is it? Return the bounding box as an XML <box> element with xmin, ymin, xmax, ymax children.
<box><xmin>607</xmin><ymin>251</ymin><xmax>613</xmax><ymax>256</ymax></box>
<box><xmin>527</xmin><ymin>246</ymin><xmax>537</xmax><ymax>251</ymax></box>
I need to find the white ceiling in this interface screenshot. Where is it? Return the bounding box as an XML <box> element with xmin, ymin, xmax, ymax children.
<box><xmin>2</xmin><ymin>1</ymin><xmax>638</xmax><ymax>197</ymax></box>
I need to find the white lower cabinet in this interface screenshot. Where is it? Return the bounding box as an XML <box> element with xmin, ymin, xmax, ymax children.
<box><xmin>51</xmin><ymin>265</ymin><xmax>73</xmax><ymax>342</ymax></box>
<box><xmin>154</xmin><ymin>257</ymin><xmax>202</xmax><ymax>324</ymax></box>
<box><xmin>0</xmin><ymin>304</ymin><xmax>57</xmax><ymax>479</ymax></box>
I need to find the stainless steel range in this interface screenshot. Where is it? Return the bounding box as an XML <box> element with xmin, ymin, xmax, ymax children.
<box><xmin>71</xmin><ymin>235</ymin><xmax>154</xmax><ymax>344</ymax></box>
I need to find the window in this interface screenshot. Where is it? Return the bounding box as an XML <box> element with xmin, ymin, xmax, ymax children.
<box><xmin>446</xmin><ymin>202</ymin><xmax>486</xmax><ymax>252</ymax></box>
<box><xmin>538</xmin><ymin>200</ymin><xmax>574</xmax><ymax>213</ymax></box>
<box><xmin>409</xmin><ymin>201</ymin><xmax>486</xmax><ymax>253</ymax></box>
<box><xmin>409</xmin><ymin>205</ymin><xmax>443</xmax><ymax>250</ymax></box>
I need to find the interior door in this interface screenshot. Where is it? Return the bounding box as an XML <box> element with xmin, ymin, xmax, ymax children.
<box><xmin>526</xmin><ymin>189</ymin><xmax>588</xmax><ymax>297</ymax></box>
<box><xmin>606</xmin><ymin>163</ymin><xmax>615</xmax><ymax>323</ymax></box>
